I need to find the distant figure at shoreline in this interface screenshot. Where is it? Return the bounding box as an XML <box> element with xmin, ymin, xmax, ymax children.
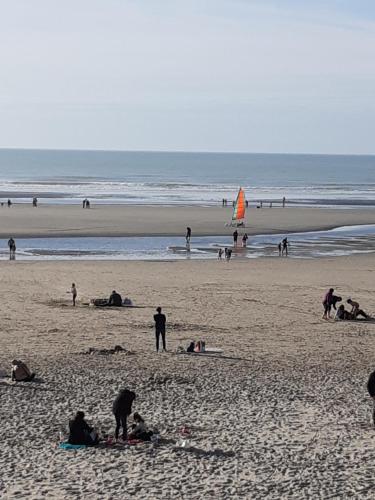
<box><xmin>278</xmin><ymin>242</ymin><xmax>282</xmax><ymax>256</ymax></box>
<box><xmin>71</xmin><ymin>283</ymin><xmax>77</xmax><ymax>306</ymax></box>
<box><xmin>282</xmin><ymin>196</ymin><xmax>286</xmax><ymax>208</ymax></box>
<box><xmin>32</xmin><ymin>197</ymin><xmax>38</xmax><ymax>207</ymax></box>
<box><xmin>154</xmin><ymin>306</ymin><xmax>166</xmax><ymax>352</ymax></box>
<box><xmin>282</xmin><ymin>237</ymin><xmax>288</xmax><ymax>256</ymax></box>
<box><xmin>242</xmin><ymin>233</ymin><xmax>248</xmax><ymax>247</ymax></box>
<box><xmin>7</xmin><ymin>199</ymin><xmax>12</xmax><ymax>208</ymax></box>
<box><xmin>218</xmin><ymin>248</ymin><xmax>223</xmax><ymax>260</ymax></box>
<box><xmin>8</xmin><ymin>237</ymin><xmax>16</xmax><ymax>260</ymax></box>
<box><xmin>233</xmin><ymin>230</ymin><xmax>238</xmax><ymax>247</ymax></box>
<box><xmin>186</xmin><ymin>227</ymin><xmax>191</xmax><ymax>243</ymax></box>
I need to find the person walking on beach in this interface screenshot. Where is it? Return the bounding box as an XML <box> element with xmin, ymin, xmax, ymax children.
<box><xmin>242</xmin><ymin>233</ymin><xmax>248</xmax><ymax>247</ymax></box>
<box><xmin>218</xmin><ymin>248</ymin><xmax>223</xmax><ymax>260</ymax></box>
<box><xmin>282</xmin><ymin>196</ymin><xmax>286</xmax><ymax>208</ymax></box>
<box><xmin>233</xmin><ymin>230</ymin><xmax>238</xmax><ymax>247</ymax></box>
<box><xmin>32</xmin><ymin>197</ymin><xmax>38</xmax><ymax>207</ymax></box>
<box><xmin>7</xmin><ymin>199</ymin><xmax>12</xmax><ymax>208</ymax></box>
<box><xmin>8</xmin><ymin>237</ymin><xmax>16</xmax><ymax>260</ymax></box>
<box><xmin>82</xmin><ymin>199</ymin><xmax>86</xmax><ymax>208</ymax></box>
<box><xmin>322</xmin><ymin>288</ymin><xmax>334</xmax><ymax>320</ymax></box>
<box><xmin>154</xmin><ymin>307</ymin><xmax>166</xmax><ymax>352</ymax></box>
<box><xmin>71</xmin><ymin>283</ymin><xmax>77</xmax><ymax>306</ymax></box>
<box><xmin>278</xmin><ymin>242</ymin><xmax>282</xmax><ymax>256</ymax></box>
<box><xmin>112</xmin><ymin>389</ymin><xmax>136</xmax><ymax>442</ymax></box>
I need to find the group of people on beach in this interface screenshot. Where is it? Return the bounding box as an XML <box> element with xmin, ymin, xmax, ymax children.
<box><xmin>67</xmin><ymin>389</ymin><xmax>154</xmax><ymax>446</ymax></box>
<box><xmin>278</xmin><ymin>238</ymin><xmax>289</xmax><ymax>257</ymax></box>
<box><xmin>322</xmin><ymin>288</ymin><xmax>370</xmax><ymax>321</ymax></box>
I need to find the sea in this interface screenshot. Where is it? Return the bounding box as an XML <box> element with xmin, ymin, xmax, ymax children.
<box><xmin>0</xmin><ymin>149</ymin><xmax>375</xmax><ymax>207</ymax></box>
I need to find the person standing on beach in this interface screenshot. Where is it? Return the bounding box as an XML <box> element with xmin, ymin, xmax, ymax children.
<box><xmin>282</xmin><ymin>196</ymin><xmax>286</xmax><ymax>208</ymax></box>
<box><xmin>282</xmin><ymin>237</ymin><xmax>288</xmax><ymax>256</ymax></box>
<box><xmin>242</xmin><ymin>233</ymin><xmax>248</xmax><ymax>247</ymax></box>
<box><xmin>112</xmin><ymin>389</ymin><xmax>136</xmax><ymax>442</ymax></box>
<box><xmin>278</xmin><ymin>242</ymin><xmax>282</xmax><ymax>256</ymax></box>
<box><xmin>233</xmin><ymin>230</ymin><xmax>238</xmax><ymax>247</ymax></box>
<box><xmin>71</xmin><ymin>283</ymin><xmax>77</xmax><ymax>306</ymax></box>
<box><xmin>8</xmin><ymin>237</ymin><xmax>16</xmax><ymax>260</ymax></box>
<box><xmin>154</xmin><ymin>307</ymin><xmax>166</xmax><ymax>352</ymax></box>
<box><xmin>218</xmin><ymin>248</ymin><xmax>223</xmax><ymax>260</ymax></box>
<box><xmin>186</xmin><ymin>227</ymin><xmax>191</xmax><ymax>243</ymax></box>
<box><xmin>322</xmin><ymin>288</ymin><xmax>334</xmax><ymax>320</ymax></box>
<box><xmin>7</xmin><ymin>199</ymin><xmax>12</xmax><ymax>208</ymax></box>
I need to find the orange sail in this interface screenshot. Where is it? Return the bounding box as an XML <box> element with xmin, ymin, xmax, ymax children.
<box><xmin>232</xmin><ymin>188</ymin><xmax>246</xmax><ymax>222</ymax></box>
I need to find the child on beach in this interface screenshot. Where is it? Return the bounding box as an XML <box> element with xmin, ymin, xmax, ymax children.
<box><xmin>322</xmin><ymin>288</ymin><xmax>334</xmax><ymax>320</ymax></box>
<box><xmin>129</xmin><ymin>413</ymin><xmax>153</xmax><ymax>441</ymax></box>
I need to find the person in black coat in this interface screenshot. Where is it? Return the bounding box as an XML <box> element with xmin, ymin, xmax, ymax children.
<box><xmin>367</xmin><ymin>371</ymin><xmax>375</xmax><ymax>426</ymax></box>
<box><xmin>108</xmin><ymin>290</ymin><xmax>122</xmax><ymax>306</ymax></box>
<box><xmin>154</xmin><ymin>307</ymin><xmax>166</xmax><ymax>352</ymax></box>
<box><xmin>113</xmin><ymin>389</ymin><xmax>136</xmax><ymax>441</ymax></box>
<box><xmin>68</xmin><ymin>411</ymin><xmax>98</xmax><ymax>446</ymax></box>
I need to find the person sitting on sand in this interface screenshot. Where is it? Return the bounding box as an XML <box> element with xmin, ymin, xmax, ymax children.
<box><xmin>113</xmin><ymin>389</ymin><xmax>136</xmax><ymax>441</ymax></box>
<box><xmin>11</xmin><ymin>360</ymin><xmax>35</xmax><ymax>382</ymax></box>
<box><xmin>129</xmin><ymin>413</ymin><xmax>153</xmax><ymax>441</ymax></box>
<box><xmin>334</xmin><ymin>304</ymin><xmax>350</xmax><ymax>321</ymax></box>
<box><xmin>322</xmin><ymin>288</ymin><xmax>334</xmax><ymax>320</ymax></box>
<box><xmin>347</xmin><ymin>298</ymin><xmax>369</xmax><ymax>319</ymax></box>
<box><xmin>68</xmin><ymin>411</ymin><xmax>98</xmax><ymax>446</ymax></box>
<box><xmin>109</xmin><ymin>290</ymin><xmax>122</xmax><ymax>307</ymax></box>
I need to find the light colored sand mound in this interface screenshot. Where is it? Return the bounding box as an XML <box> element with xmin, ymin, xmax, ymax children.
<box><xmin>0</xmin><ymin>256</ymin><xmax>375</xmax><ymax>498</ymax></box>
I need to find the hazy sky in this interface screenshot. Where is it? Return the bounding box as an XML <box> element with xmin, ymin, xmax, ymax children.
<box><xmin>1</xmin><ymin>0</ymin><xmax>375</xmax><ymax>153</ymax></box>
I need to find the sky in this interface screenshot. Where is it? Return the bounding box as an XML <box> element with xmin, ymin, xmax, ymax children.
<box><xmin>0</xmin><ymin>0</ymin><xmax>375</xmax><ymax>154</ymax></box>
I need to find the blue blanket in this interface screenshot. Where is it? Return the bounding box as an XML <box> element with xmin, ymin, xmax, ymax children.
<box><xmin>59</xmin><ymin>442</ymin><xmax>87</xmax><ymax>450</ymax></box>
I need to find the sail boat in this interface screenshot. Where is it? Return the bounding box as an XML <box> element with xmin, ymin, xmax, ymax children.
<box><xmin>228</xmin><ymin>187</ymin><xmax>246</xmax><ymax>227</ymax></box>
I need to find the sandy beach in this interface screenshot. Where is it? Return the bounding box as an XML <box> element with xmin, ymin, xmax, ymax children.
<box><xmin>1</xmin><ymin>255</ymin><xmax>375</xmax><ymax>498</ymax></box>
<box><xmin>0</xmin><ymin>204</ymin><xmax>375</xmax><ymax>238</ymax></box>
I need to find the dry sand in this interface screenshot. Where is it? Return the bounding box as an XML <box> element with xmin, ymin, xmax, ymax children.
<box><xmin>0</xmin><ymin>204</ymin><xmax>375</xmax><ymax>237</ymax></box>
<box><xmin>1</xmin><ymin>255</ymin><xmax>375</xmax><ymax>498</ymax></box>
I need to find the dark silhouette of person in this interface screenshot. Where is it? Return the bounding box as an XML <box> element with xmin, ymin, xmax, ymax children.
<box><xmin>233</xmin><ymin>230</ymin><xmax>238</xmax><ymax>247</ymax></box>
<box><xmin>8</xmin><ymin>237</ymin><xmax>16</xmax><ymax>260</ymax></box>
<box><xmin>7</xmin><ymin>199</ymin><xmax>12</xmax><ymax>208</ymax></box>
<box><xmin>368</xmin><ymin>371</ymin><xmax>375</xmax><ymax>426</ymax></box>
<box><xmin>282</xmin><ymin>196</ymin><xmax>286</xmax><ymax>208</ymax></box>
<box><xmin>154</xmin><ymin>306</ymin><xmax>166</xmax><ymax>352</ymax></box>
<box><xmin>282</xmin><ymin>237</ymin><xmax>288</xmax><ymax>256</ymax></box>
<box><xmin>113</xmin><ymin>389</ymin><xmax>136</xmax><ymax>441</ymax></box>
<box><xmin>68</xmin><ymin>411</ymin><xmax>98</xmax><ymax>446</ymax></box>
<box><xmin>109</xmin><ymin>290</ymin><xmax>122</xmax><ymax>306</ymax></box>
<box><xmin>186</xmin><ymin>227</ymin><xmax>191</xmax><ymax>243</ymax></box>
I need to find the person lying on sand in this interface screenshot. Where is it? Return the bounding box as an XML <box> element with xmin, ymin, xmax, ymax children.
<box><xmin>129</xmin><ymin>413</ymin><xmax>153</xmax><ymax>441</ymax></box>
<box><xmin>335</xmin><ymin>304</ymin><xmax>371</xmax><ymax>321</ymax></box>
<box><xmin>11</xmin><ymin>360</ymin><xmax>35</xmax><ymax>382</ymax></box>
<box><xmin>347</xmin><ymin>298</ymin><xmax>369</xmax><ymax>319</ymax></box>
<box><xmin>108</xmin><ymin>290</ymin><xmax>122</xmax><ymax>307</ymax></box>
<box><xmin>68</xmin><ymin>411</ymin><xmax>99</xmax><ymax>446</ymax></box>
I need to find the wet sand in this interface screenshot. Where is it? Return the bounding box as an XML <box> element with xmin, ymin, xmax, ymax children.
<box><xmin>0</xmin><ymin>204</ymin><xmax>374</xmax><ymax>238</ymax></box>
<box><xmin>1</xmin><ymin>256</ymin><xmax>375</xmax><ymax>498</ymax></box>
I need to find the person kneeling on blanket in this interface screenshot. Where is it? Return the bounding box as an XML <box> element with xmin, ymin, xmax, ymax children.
<box><xmin>129</xmin><ymin>413</ymin><xmax>153</xmax><ymax>441</ymax></box>
<box><xmin>68</xmin><ymin>411</ymin><xmax>99</xmax><ymax>446</ymax></box>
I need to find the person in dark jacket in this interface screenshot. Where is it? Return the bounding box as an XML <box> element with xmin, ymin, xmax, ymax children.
<box><xmin>153</xmin><ymin>307</ymin><xmax>166</xmax><ymax>352</ymax></box>
<box><xmin>108</xmin><ymin>290</ymin><xmax>122</xmax><ymax>307</ymax></box>
<box><xmin>113</xmin><ymin>389</ymin><xmax>136</xmax><ymax>441</ymax></box>
<box><xmin>367</xmin><ymin>371</ymin><xmax>375</xmax><ymax>426</ymax></box>
<box><xmin>68</xmin><ymin>411</ymin><xmax>98</xmax><ymax>446</ymax></box>
<box><xmin>322</xmin><ymin>288</ymin><xmax>334</xmax><ymax>320</ymax></box>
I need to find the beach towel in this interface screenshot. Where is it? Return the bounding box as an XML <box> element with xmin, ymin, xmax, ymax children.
<box><xmin>59</xmin><ymin>442</ymin><xmax>87</xmax><ymax>450</ymax></box>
